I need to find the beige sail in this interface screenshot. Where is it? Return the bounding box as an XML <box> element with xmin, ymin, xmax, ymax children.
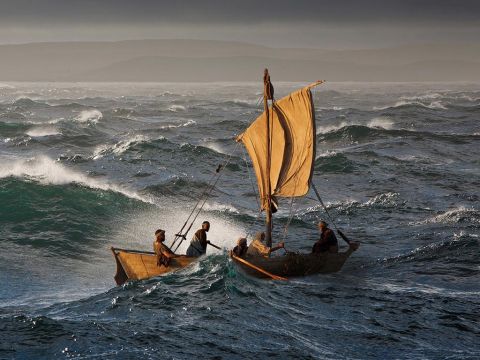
<box><xmin>238</xmin><ymin>81</ymin><xmax>322</xmax><ymax>209</ymax></box>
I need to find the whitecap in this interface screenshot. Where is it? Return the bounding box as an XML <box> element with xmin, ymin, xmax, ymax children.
<box><xmin>75</xmin><ymin>109</ymin><xmax>103</xmax><ymax>123</ymax></box>
<box><xmin>159</xmin><ymin>119</ymin><xmax>196</xmax><ymax>129</ymax></box>
<box><xmin>315</xmin><ymin>150</ymin><xmax>338</xmax><ymax>160</ymax></box>
<box><xmin>25</xmin><ymin>126</ymin><xmax>61</xmax><ymax>137</ymax></box>
<box><xmin>374</xmin><ymin>100</ymin><xmax>446</xmax><ymax>110</ymax></box>
<box><xmin>0</xmin><ymin>156</ymin><xmax>153</xmax><ymax>204</ymax></box>
<box><xmin>367</xmin><ymin>117</ymin><xmax>394</xmax><ymax>130</ymax></box>
<box><xmin>412</xmin><ymin>206</ymin><xmax>479</xmax><ymax>225</ymax></box>
<box><xmin>316</xmin><ymin>121</ymin><xmax>349</xmax><ymax>134</ymax></box>
<box><xmin>167</xmin><ymin>104</ymin><xmax>186</xmax><ymax>112</ymax></box>
<box><xmin>92</xmin><ymin>134</ymin><xmax>149</xmax><ymax>159</ymax></box>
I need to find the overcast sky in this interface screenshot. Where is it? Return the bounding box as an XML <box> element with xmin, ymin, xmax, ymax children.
<box><xmin>0</xmin><ymin>0</ymin><xmax>479</xmax><ymax>48</ymax></box>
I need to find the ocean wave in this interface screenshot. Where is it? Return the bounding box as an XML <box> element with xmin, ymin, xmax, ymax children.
<box><xmin>374</xmin><ymin>100</ymin><xmax>446</xmax><ymax>111</ymax></box>
<box><xmin>167</xmin><ymin>104</ymin><xmax>186</xmax><ymax>112</ymax></box>
<box><xmin>379</xmin><ymin>231</ymin><xmax>479</xmax><ymax>269</ymax></box>
<box><xmin>0</xmin><ymin>156</ymin><xmax>152</xmax><ymax>204</ymax></box>
<box><xmin>92</xmin><ymin>135</ymin><xmax>151</xmax><ymax>159</ymax></box>
<box><xmin>299</xmin><ymin>192</ymin><xmax>404</xmax><ymax>219</ymax></box>
<box><xmin>25</xmin><ymin>126</ymin><xmax>61</xmax><ymax>137</ymax></box>
<box><xmin>316</xmin><ymin>116</ymin><xmax>394</xmax><ymax>134</ymax></box>
<box><xmin>318</xmin><ymin>106</ymin><xmax>344</xmax><ymax>111</ymax></box>
<box><xmin>12</xmin><ymin>97</ymin><xmax>48</xmax><ymax>109</ymax></box>
<box><xmin>412</xmin><ymin>206</ymin><xmax>480</xmax><ymax>225</ymax></box>
<box><xmin>400</xmin><ymin>93</ymin><xmax>443</xmax><ymax>101</ymax></box>
<box><xmin>314</xmin><ymin>152</ymin><xmax>356</xmax><ymax>173</ymax></box>
<box><xmin>75</xmin><ymin>109</ymin><xmax>103</xmax><ymax>123</ymax></box>
<box><xmin>232</xmin><ymin>98</ymin><xmax>260</xmax><ymax>106</ymax></box>
<box><xmin>0</xmin><ymin>82</ymin><xmax>14</xmax><ymax>89</ymax></box>
<box><xmin>159</xmin><ymin>119</ymin><xmax>196</xmax><ymax>129</ymax></box>
<box><xmin>202</xmin><ymin>202</ymin><xmax>240</xmax><ymax>214</ymax></box>
<box><xmin>367</xmin><ymin>117</ymin><xmax>394</xmax><ymax>129</ymax></box>
<box><xmin>0</xmin><ymin>112</ymin><xmax>26</xmax><ymax>121</ymax></box>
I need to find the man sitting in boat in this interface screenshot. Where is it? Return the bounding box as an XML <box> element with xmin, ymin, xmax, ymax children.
<box><xmin>246</xmin><ymin>232</ymin><xmax>285</xmax><ymax>258</ymax></box>
<box><xmin>153</xmin><ymin>229</ymin><xmax>175</xmax><ymax>266</ymax></box>
<box><xmin>312</xmin><ymin>221</ymin><xmax>338</xmax><ymax>254</ymax></box>
<box><xmin>186</xmin><ymin>221</ymin><xmax>211</xmax><ymax>257</ymax></box>
<box><xmin>233</xmin><ymin>237</ymin><xmax>248</xmax><ymax>257</ymax></box>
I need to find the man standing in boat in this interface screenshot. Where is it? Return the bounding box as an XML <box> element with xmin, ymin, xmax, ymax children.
<box><xmin>186</xmin><ymin>221</ymin><xmax>211</xmax><ymax>257</ymax></box>
<box><xmin>312</xmin><ymin>221</ymin><xmax>339</xmax><ymax>254</ymax></box>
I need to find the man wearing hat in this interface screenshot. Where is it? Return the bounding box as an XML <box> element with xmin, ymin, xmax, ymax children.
<box><xmin>312</xmin><ymin>221</ymin><xmax>338</xmax><ymax>254</ymax></box>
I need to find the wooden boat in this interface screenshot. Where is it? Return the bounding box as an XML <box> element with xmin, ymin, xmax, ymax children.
<box><xmin>230</xmin><ymin>69</ymin><xmax>359</xmax><ymax>279</ymax></box>
<box><xmin>111</xmin><ymin>247</ymin><xmax>197</xmax><ymax>285</ymax></box>
<box><xmin>231</xmin><ymin>247</ymin><xmax>356</xmax><ymax>279</ymax></box>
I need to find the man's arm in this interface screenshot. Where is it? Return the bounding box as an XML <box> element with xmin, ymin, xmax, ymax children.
<box><xmin>270</xmin><ymin>241</ymin><xmax>285</xmax><ymax>253</ymax></box>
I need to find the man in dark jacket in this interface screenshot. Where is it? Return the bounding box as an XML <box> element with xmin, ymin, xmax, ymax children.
<box><xmin>312</xmin><ymin>221</ymin><xmax>338</xmax><ymax>254</ymax></box>
<box><xmin>186</xmin><ymin>221</ymin><xmax>211</xmax><ymax>257</ymax></box>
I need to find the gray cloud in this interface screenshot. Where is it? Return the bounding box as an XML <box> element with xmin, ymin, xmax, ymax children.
<box><xmin>0</xmin><ymin>1</ymin><xmax>478</xmax><ymax>48</ymax></box>
<box><xmin>1</xmin><ymin>0</ymin><xmax>479</xmax><ymax>25</ymax></box>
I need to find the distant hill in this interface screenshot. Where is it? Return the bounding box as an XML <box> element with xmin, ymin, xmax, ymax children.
<box><xmin>0</xmin><ymin>39</ymin><xmax>478</xmax><ymax>81</ymax></box>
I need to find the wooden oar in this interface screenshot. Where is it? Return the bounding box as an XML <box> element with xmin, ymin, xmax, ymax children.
<box><xmin>231</xmin><ymin>253</ymin><xmax>288</xmax><ymax>281</ymax></box>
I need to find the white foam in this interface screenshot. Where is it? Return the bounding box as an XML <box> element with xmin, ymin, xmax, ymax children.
<box><xmin>0</xmin><ymin>83</ymin><xmax>14</xmax><ymax>89</ymax></box>
<box><xmin>400</xmin><ymin>93</ymin><xmax>442</xmax><ymax>101</ymax></box>
<box><xmin>201</xmin><ymin>141</ymin><xmax>229</xmax><ymax>155</ymax></box>
<box><xmin>0</xmin><ymin>156</ymin><xmax>153</xmax><ymax>204</ymax></box>
<box><xmin>232</xmin><ymin>98</ymin><xmax>258</xmax><ymax>106</ymax></box>
<box><xmin>113</xmin><ymin>206</ymin><xmax>244</xmax><ymax>254</ymax></box>
<box><xmin>159</xmin><ymin>119</ymin><xmax>196</xmax><ymax>129</ymax></box>
<box><xmin>75</xmin><ymin>109</ymin><xmax>103</xmax><ymax>123</ymax></box>
<box><xmin>414</xmin><ymin>206</ymin><xmax>479</xmax><ymax>225</ymax></box>
<box><xmin>374</xmin><ymin>100</ymin><xmax>446</xmax><ymax>110</ymax></box>
<box><xmin>316</xmin><ymin>121</ymin><xmax>349</xmax><ymax>134</ymax></box>
<box><xmin>167</xmin><ymin>104</ymin><xmax>186</xmax><ymax>112</ymax></box>
<box><xmin>367</xmin><ymin>117</ymin><xmax>394</xmax><ymax>130</ymax></box>
<box><xmin>315</xmin><ymin>150</ymin><xmax>338</xmax><ymax>159</ymax></box>
<box><xmin>202</xmin><ymin>202</ymin><xmax>240</xmax><ymax>214</ymax></box>
<box><xmin>316</xmin><ymin>117</ymin><xmax>394</xmax><ymax>134</ymax></box>
<box><xmin>25</xmin><ymin>126</ymin><xmax>61</xmax><ymax>137</ymax></box>
<box><xmin>93</xmin><ymin>135</ymin><xmax>148</xmax><ymax>159</ymax></box>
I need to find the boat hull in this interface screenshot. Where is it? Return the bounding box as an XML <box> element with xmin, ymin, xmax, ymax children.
<box><xmin>111</xmin><ymin>247</ymin><xmax>197</xmax><ymax>285</ymax></box>
<box><xmin>231</xmin><ymin>248</ymin><xmax>355</xmax><ymax>278</ymax></box>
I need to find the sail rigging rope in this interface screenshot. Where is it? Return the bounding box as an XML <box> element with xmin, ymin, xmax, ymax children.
<box><xmin>311</xmin><ymin>183</ymin><xmax>352</xmax><ymax>245</ymax></box>
<box><xmin>172</xmin><ymin>142</ymin><xmax>240</xmax><ymax>252</ymax></box>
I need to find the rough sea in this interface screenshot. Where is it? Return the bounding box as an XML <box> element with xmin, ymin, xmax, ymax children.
<box><xmin>0</xmin><ymin>82</ymin><xmax>479</xmax><ymax>359</ymax></box>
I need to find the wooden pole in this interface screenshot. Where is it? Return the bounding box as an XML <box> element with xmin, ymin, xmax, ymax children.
<box><xmin>264</xmin><ymin>69</ymin><xmax>273</xmax><ymax>247</ymax></box>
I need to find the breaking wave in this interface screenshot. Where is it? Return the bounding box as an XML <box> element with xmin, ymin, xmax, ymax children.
<box><xmin>0</xmin><ymin>156</ymin><xmax>152</xmax><ymax>204</ymax></box>
<box><xmin>75</xmin><ymin>109</ymin><xmax>103</xmax><ymax>123</ymax></box>
<box><xmin>374</xmin><ymin>100</ymin><xmax>447</xmax><ymax>110</ymax></box>
<box><xmin>412</xmin><ymin>206</ymin><xmax>480</xmax><ymax>225</ymax></box>
<box><xmin>92</xmin><ymin>135</ymin><xmax>151</xmax><ymax>159</ymax></box>
<box><xmin>25</xmin><ymin>126</ymin><xmax>61</xmax><ymax>137</ymax></box>
<box><xmin>167</xmin><ymin>104</ymin><xmax>186</xmax><ymax>112</ymax></box>
<box><xmin>317</xmin><ymin>116</ymin><xmax>394</xmax><ymax>134</ymax></box>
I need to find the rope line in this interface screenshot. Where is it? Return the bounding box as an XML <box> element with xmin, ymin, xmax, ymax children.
<box><xmin>172</xmin><ymin>142</ymin><xmax>240</xmax><ymax>253</ymax></box>
<box><xmin>311</xmin><ymin>183</ymin><xmax>351</xmax><ymax>245</ymax></box>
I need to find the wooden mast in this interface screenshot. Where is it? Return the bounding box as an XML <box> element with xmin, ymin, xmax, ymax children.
<box><xmin>263</xmin><ymin>69</ymin><xmax>273</xmax><ymax>247</ymax></box>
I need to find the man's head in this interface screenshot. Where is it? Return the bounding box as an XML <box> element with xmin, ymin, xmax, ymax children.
<box><xmin>318</xmin><ymin>221</ymin><xmax>328</xmax><ymax>232</ymax></box>
<box><xmin>254</xmin><ymin>232</ymin><xmax>266</xmax><ymax>243</ymax></box>
<box><xmin>155</xmin><ymin>229</ymin><xmax>165</xmax><ymax>242</ymax></box>
<box><xmin>202</xmin><ymin>221</ymin><xmax>210</xmax><ymax>232</ymax></box>
<box><xmin>237</xmin><ymin>237</ymin><xmax>247</xmax><ymax>247</ymax></box>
